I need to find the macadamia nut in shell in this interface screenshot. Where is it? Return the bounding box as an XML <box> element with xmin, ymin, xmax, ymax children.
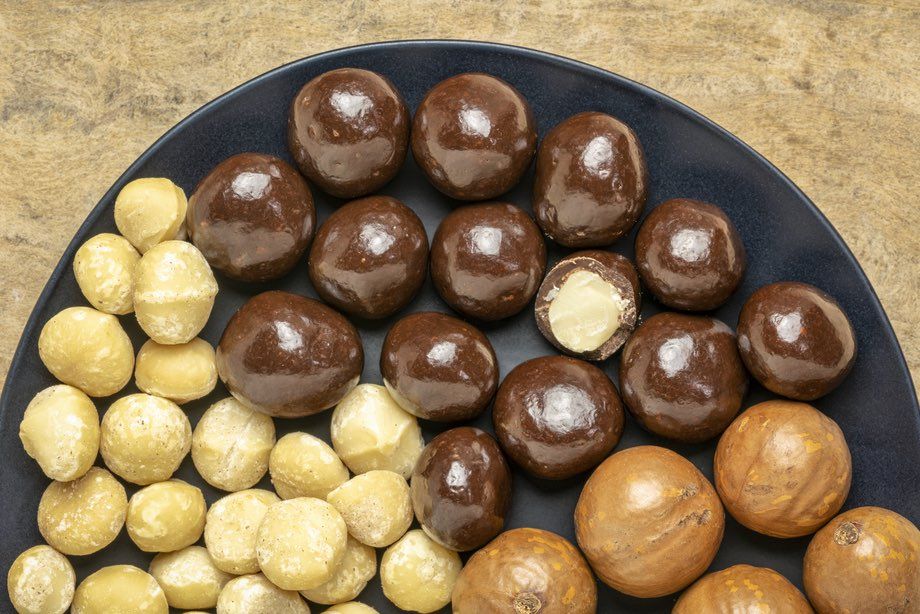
<box><xmin>149</xmin><ymin>546</ymin><xmax>232</xmax><ymax>610</ymax></box>
<box><xmin>126</xmin><ymin>480</ymin><xmax>206</xmax><ymax>552</ymax></box>
<box><xmin>7</xmin><ymin>545</ymin><xmax>75</xmax><ymax>614</ymax></box>
<box><xmin>300</xmin><ymin>536</ymin><xmax>376</xmax><ymax>605</ymax></box>
<box><xmin>135</xmin><ymin>337</ymin><xmax>217</xmax><ymax>403</ymax></box>
<box><xmin>71</xmin><ymin>565</ymin><xmax>167</xmax><ymax>614</ymax></box>
<box><xmin>19</xmin><ymin>385</ymin><xmax>99</xmax><ymax>482</ymax></box>
<box><xmin>380</xmin><ymin>529</ymin><xmax>461</xmax><ymax>613</ymax></box>
<box><xmin>674</xmin><ymin>564</ymin><xmax>813</xmax><ymax>613</ymax></box>
<box><xmin>73</xmin><ymin>233</ymin><xmax>140</xmax><ymax>314</ymax></box>
<box><xmin>269</xmin><ymin>432</ymin><xmax>348</xmax><ymax>500</ymax></box>
<box><xmin>205</xmin><ymin>489</ymin><xmax>279</xmax><ymax>575</ymax></box>
<box><xmin>327</xmin><ymin>470</ymin><xmax>413</xmax><ymax>547</ymax></box>
<box><xmin>114</xmin><ymin>177</ymin><xmax>187</xmax><ymax>254</ymax></box>
<box><xmin>216</xmin><ymin>574</ymin><xmax>310</xmax><ymax>614</ymax></box>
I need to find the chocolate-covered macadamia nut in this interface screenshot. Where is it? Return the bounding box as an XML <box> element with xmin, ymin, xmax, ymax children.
<box><xmin>619</xmin><ymin>312</ymin><xmax>748</xmax><ymax>443</ymax></box>
<box><xmin>288</xmin><ymin>68</ymin><xmax>409</xmax><ymax>198</ymax></box>
<box><xmin>535</xmin><ymin>250</ymin><xmax>640</xmax><ymax>360</ymax></box>
<box><xmin>430</xmin><ymin>202</ymin><xmax>546</xmax><ymax>321</ymax></box>
<box><xmin>533</xmin><ymin>112</ymin><xmax>648</xmax><ymax>247</ymax></box>
<box><xmin>737</xmin><ymin>281</ymin><xmax>856</xmax><ymax>400</ymax></box>
<box><xmin>308</xmin><ymin>195</ymin><xmax>428</xmax><ymax>319</ymax></box>
<box><xmin>635</xmin><ymin>198</ymin><xmax>746</xmax><ymax>311</ymax></box>
<box><xmin>216</xmin><ymin>291</ymin><xmax>363</xmax><ymax>418</ymax></box>
<box><xmin>411</xmin><ymin>73</ymin><xmax>536</xmax><ymax>200</ymax></box>
<box><xmin>187</xmin><ymin>153</ymin><xmax>315</xmax><ymax>282</ymax></box>
<box><xmin>380</xmin><ymin>312</ymin><xmax>498</xmax><ymax>422</ymax></box>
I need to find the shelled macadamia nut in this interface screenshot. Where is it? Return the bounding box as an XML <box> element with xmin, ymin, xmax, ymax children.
<box><xmin>134</xmin><ymin>240</ymin><xmax>218</xmax><ymax>345</ymax></box>
<box><xmin>126</xmin><ymin>480</ymin><xmax>206</xmax><ymax>553</ymax></box>
<box><xmin>192</xmin><ymin>397</ymin><xmax>275</xmax><ymax>492</ymax></box>
<box><xmin>7</xmin><ymin>545</ymin><xmax>75</xmax><ymax>614</ymax></box>
<box><xmin>300</xmin><ymin>536</ymin><xmax>376</xmax><ymax>605</ymax></box>
<box><xmin>100</xmin><ymin>393</ymin><xmax>191</xmax><ymax>485</ymax></box>
<box><xmin>19</xmin><ymin>384</ymin><xmax>100</xmax><ymax>481</ymax></box>
<box><xmin>380</xmin><ymin>529</ymin><xmax>461</xmax><ymax>613</ymax></box>
<box><xmin>205</xmin><ymin>489</ymin><xmax>279</xmax><ymax>575</ymax></box>
<box><xmin>327</xmin><ymin>470</ymin><xmax>413</xmax><ymax>548</ymax></box>
<box><xmin>73</xmin><ymin>233</ymin><xmax>141</xmax><ymax>315</ymax></box>
<box><xmin>37</xmin><ymin>467</ymin><xmax>127</xmax><ymax>556</ymax></box>
<box><xmin>216</xmin><ymin>574</ymin><xmax>310</xmax><ymax>614</ymax></box>
<box><xmin>149</xmin><ymin>546</ymin><xmax>232</xmax><ymax>610</ymax></box>
<box><xmin>135</xmin><ymin>337</ymin><xmax>217</xmax><ymax>403</ymax></box>
<box><xmin>38</xmin><ymin>306</ymin><xmax>134</xmax><ymax>397</ymax></box>
<box><xmin>330</xmin><ymin>384</ymin><xmax>424</xmax><ymax>478</ymax></box>
<box><xmin>71</xmin><ymin>565</ymin><xmax>167</xmax><ymax>614</ymax></box>
<box><xmin>325</xmin><ymin>603</ymin><xmax>378</xmax><ymax>614</ymax></box>
<box><xmin>114</xmin><ymin>177</ymin><xmax>188</xmax><ymax>254</ymax></box>
<box><xmin>269</xmin><ymin>432</ymin><xmax>348</xmax><ymax>500</ymax></box>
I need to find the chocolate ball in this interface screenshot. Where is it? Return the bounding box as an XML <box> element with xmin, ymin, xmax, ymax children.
<box><xmin>737</xmin><ymin>281</ymin><xmax>856</xmax><ymax>400</ymax></box>
<box><xmin>380</xmin><ymin>312</ymin><xmax>498</xmax><ymax>422</ymax></box>
<box><xmin>410</xmin><ymin>427</ymin><xmax>511</xmax><ymax>552</ymax></box>
<box><xmin>187</xmin><ymin>153</ymin><xmax>315</xmax><ymax>282</ymax></box>
<box><xmin>288</xmin><ymin>68</ymin><xmax>409</xmax><ymax>198</ymax></box>
<box><xmin>216</xmin><ymin>291</ymin><xmax>363</xmax><ymax>418</ymax></box>
<box><xmin>619</xmin><ymin>312</ymin><xmax>748</xmax><ymax>443</ymax></box>
<box><xmin>635</xmin><ymin>198</ymin><xmax>746</xmax><ymax>311</ymax></box>
<box><xmin>308</xmin><ymin>195</ymin><xmax>428</xmax><ymax>319</ymax></box>
<box><xmin>430</xmin><ymin>202</ymin><xmax>546</xmax><ymax>321</ymax></box>
<box><xmin>411</xmin><ymin>73</ymin><xmax>537</xmax><ymax>201</ymax></box>
<box><xmin>493</xmin><ymin>355</ymin><xmax>624</xmax><ymax>480</ymax></box>
<box><xmin>533</xmin><ymin>112</ymin><xmax>648</xmax><ymax>247</ymax></box>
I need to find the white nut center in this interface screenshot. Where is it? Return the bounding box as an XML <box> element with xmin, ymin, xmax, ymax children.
<box><xmin>548</xmin><ymin>269</ymin><xmax>626</xmax><ymax>353</ymax></box>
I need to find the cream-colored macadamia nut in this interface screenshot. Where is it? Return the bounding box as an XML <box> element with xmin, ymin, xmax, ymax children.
<box><xmin>37</xmin><ymin>306</ymin><xmax>134</xmax><ymax>397</ymax></box>
<box><xmin>7</xmin><ymin>545</ymin><xmax>75</xmax><ymax>614</ymax></box>
<box><xmin>134</xmin><ymin>240</ymin><xmax>218</xmax><ymax>345</ymax></box>
<box><xmin>205</xmin><ymin>489</ymin><xmax>279</xmax><ymax>575</ymax></box>
<box><xmin>71</xmin><ymin>565</ymin><xmax>167</xmax><ymax>614</ymax></box>
<box><xmin>126</xmin><ymin>480</ymin><xmax>206</xmax><ymax>552</ymax></box>
<box><xmin>192</xmin><ymin>397</ymin><xmax>275</xmax><ymax>492</ymax></box>
<box><xmin>325</xmin><ymin>603</ymin><xmax>378</xmax><ymax>614</ymax></box>
<box><xmin>73</xmin><ymin>233</ymin><xmax>141</xmax><ymax>315</ymax></box>
<box><xmin>331</xmin><ymin>384</ymin><xmax>424</xmax><ymax>479</ymax></box>
<box><xmin>149</xmin><ymin>546</ymin><xmax>232</xmax><ymax>610</ymax></box>
<box><xmin>327</xmin><ymin>470</ymin><xmax>413</xmax><ymax>548</ymax></box>
<box><xmin>37</xmin><ymin>467</ymin><xmax>127</xmax><ymax>556</ymax></box>
<box><xmin>547</xmin><ymin>269</ymin><xmax>629</xmax><ymax>353</ymax></box>
<box><xmin>100</xmin><ymin>393</ymin><xmax>191</xmax><ymax>485</ymax></box>
<box><xmin>380</xmin><ymin>529</ymin><xmax>461</xmax><ymax>613</ymax></box>
<box><xmin>216</xmin><ymin>574</ymin><xmax>310</xmax><ymax>614</ymax></box>
<box><xmin>19</xmin><ymin>385</ymin><xmax>99</xmax><ymax>482</ymax></box>
<box><xmin>135</xmin><ymin>337</ymin><xmax>217</xmax><ymax>404</ymax></box>
<box><xmin>269</xmin><ymin>432</ymin><xmax>348</xmax><ymax>500</ymax></box>
<box><xmin>300</xmin><ymin>536</ymin><xmax>376</xmax><ymax>605</ymax></box>
<box><xmin>114</xmin><ymin>177</ymin><xmax>188</xmax><ymax>254</ymax></box>
<box><xmin>256</xmin><ymin>497</ymin><xmax>348</xmax><ymax>591</ymax></box>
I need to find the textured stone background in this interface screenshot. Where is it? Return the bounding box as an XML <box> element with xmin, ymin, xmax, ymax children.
<box><xmin>0</xmin><ymin>1</ymin><xmax>917</xmax><ymax>388</ymax></box>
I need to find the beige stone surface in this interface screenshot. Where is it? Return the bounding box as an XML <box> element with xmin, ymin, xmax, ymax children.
<box><xmin>0</xmin><ymin>1</ymin><xmax>917</xmax><ymax>389</ymax></box>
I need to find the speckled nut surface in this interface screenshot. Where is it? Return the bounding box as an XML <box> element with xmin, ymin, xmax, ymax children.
<box><xmin>268</xmin><ymin>432</ymin><xmax>348</xmax><ymax>500</ymax></box>
<box><xmin>37</xmin><ymin>306</ymin><xmax>134</xmax><ymax>397</ymax></box>
<box><xmin>324</xmin><ymin>603</ymin><xmax>378</xmax><ymax>614</ymax></box>
<box><xmin>73</xmin><ymin>233</ymin><xmax>141</xmax><ymax>314</ymax></box>
<box><xmin>134</xmin><ymin>337</ymin><xmax>217</xmax><ymax>404</ymax></box>
<box><xmin>674</xmin><ymin>564</ymin><xmax>813</xmax><ymax>613</ymax></box>
<box><xmin>114</xmin><ymin>177</ymin><xmax>188</xmax><ymax>254</ymax></box>
<box><xmin>216</xmin><ymin>573</ymin><xmax>310</xmax><ymax>614</ymax></box>
<box><xmin>126</xmin><ymin>480</ymin><xmax>206</xmax><ymax>553</ymax></box>
<box><xmin>327</xmin><ymin>470</ymin><xmax>413</xmax><ymax>548</ymax></box>
<box><xmin>71</xmin><ymin>565</ymin><xmax>167</xmax><ymax>614</ymax></box>
<box><xmin>715</xmin><ymin>400</ymin><xmax>851</xmax><ymax>538</ymax></box>
<box><xmin>100</xmin><ymin>393</ymin><xmax>191</xmax><ymax>485</ymax></box>
<box><xmin>192</xmin><ymin>397</ymin><xmax>275</xmax><ymax>492</ymax></box>
<box><xmin>19</xmin><ymin>384</ymin><xmax>99</xmax><ymax>482</ymax></box>
<box><xmin>204</xmin><ymin>489</ymin><xmax>279</xmax><ymax>575</ymax></box>
<box><xmin>380</xmin><ymin>529</ymin><xmax>461</xmax><ymax>613</ymax></box>
<box><xmin>300</xmin><ymin>536</ymin><xmax>376</xmax><ymax>604</ymax></box>
<box><xmin>6</xmin><ymin>545</ymin><xmax>75</xmax><ymax>614</ymax></box>
<box><xmin>149</xmin><ymin>546</ymin><xmax>232</xmax><ymax>610</ymax></box>
<box><xmin>37</xmin><ymin>467</ymin><xmax>127</xmax><ymax>556</ymax></box>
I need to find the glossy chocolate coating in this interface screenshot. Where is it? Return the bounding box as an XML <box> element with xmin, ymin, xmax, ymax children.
<box><xmin>533</xmin><ymin>112</ymin><xmax>648</xmax><ymax>247</ymax></box>
<box><xmin>493</xmin><ymin>355</ymin><xmax>624</xmax><ymax>480</ymax></box>
<box><xmin>187</xmin><ymin>153</ymin><xmax>315</xmax><ymax>282</ymax></box>
<box><xmin>410</xmin><ymin>427</ymin><xmax>511</xmax><ymax>551</ymax></box>
<box><xmin>308</xmin><ymin>195</ymin><xmax>428</xmax><ymax>319</ymax></box>
<box><xmin>430</xmin><ymin>202</ymin><xmax>546</xmax><ymax>321</ymax></box>
<box><xmin>288</xmin><ymin>68</ymin><xmax>409</xmax><ymax>198</ymax></box>
<box><xmin>619</xmin><ymin>312</ymin><xmax>748</xmax><ymax>443</ymax></box>
<box><xmin>411</xmin><ymin>73</ymin><xmax>537</xmax><ymax>201</ymax></box>
<box><xmin>216</xmin><ymin>291</ymin><xmax>363</xmax><ymax>418</ymax></box>
<box><xmin>737</xmin><ymin>281</ymin><xmax>856</xmax><ymax>400</ymax></box>
<box><xmin>635</xmin><ymin>198</ymin><xmax>746</xmax><ymax>311</ymax></box>
<box><xmin>380</xmin><ymin>312</ymin><xmax>498</xmax><ymax>422</ymax></box>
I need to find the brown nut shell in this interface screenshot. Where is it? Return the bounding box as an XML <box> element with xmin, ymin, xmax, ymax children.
<box><xmin>674</xmin><ymin>564</ymin><xmax>813</xmax><ymax>613</ymax></box>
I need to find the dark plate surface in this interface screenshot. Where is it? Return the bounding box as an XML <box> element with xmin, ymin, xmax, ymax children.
<box><xmin>1</xmin><ymin>40</ymin><xmax>917</xmax><ymax>613</ymax></box>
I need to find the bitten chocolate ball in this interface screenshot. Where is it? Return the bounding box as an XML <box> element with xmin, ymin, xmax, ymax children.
<box><xmin>216</xmin><ymin>291</ymin><xmax>363</xmax><ymax>418</ymax></box>
<box><xmin>635</xmin><ymin>198</ymin><xmax>746</xmax><ymax>311</ymax></box>
<box><xmin>737</xmin><ymin>281</ymin><xmax>856</xmax><ymax>400</ymax></box>
<box><xmin>533</xmin><ymin>112</ymin><xmax>648</xmax><ymax>247</ymax></box>
<box><xmin>430</xmin><ymin>202</ymin><xmax>546</xmax><ymax>321</ymax></box>
<box><xmin>619</xmin><ymin>312</ymin><xmax>748</xmax><ymax>443</ymax></box>
<box><xmin>534</xmin><ymin>250</ymin><xmax>640</xmax><ymax>360</ymax></box>
<box><xmin>493</xmin><ymin>355</ymin><xmax>624</xmax><ymax>480</ymax></box>
<box><xmin>411</xmin><ymin>73</ymin><xmax>537</xmax><ymax>201</ymax></box>
<box><xmin>380</xmin><ymin>312</ymin><xmax>498</xmax><ymax>422</ymax></box>
<box><xmin>308</xmin><ymin>196</ymin><xmax>428</xmax><ymax>319</ymax></box>
<box><xmin>288</xmin><ymin>68</ymin><xmax>409</xmax><ymax>198</ymax></box>
<box><xmin>187</xmin><ymin>153</ymin><xmax>315</xmax><ymax>282</ymax></box>
<box><xmin>410</xmin><ymin>427</ymin><xmax>511</xmax><ymax>552</ymax></box>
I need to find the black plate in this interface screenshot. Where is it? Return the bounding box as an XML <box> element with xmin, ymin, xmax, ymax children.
<box><xmin>1</xmin><ymin>41</ymin><xmax>918</xmax><ymax>613</ymax></box>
